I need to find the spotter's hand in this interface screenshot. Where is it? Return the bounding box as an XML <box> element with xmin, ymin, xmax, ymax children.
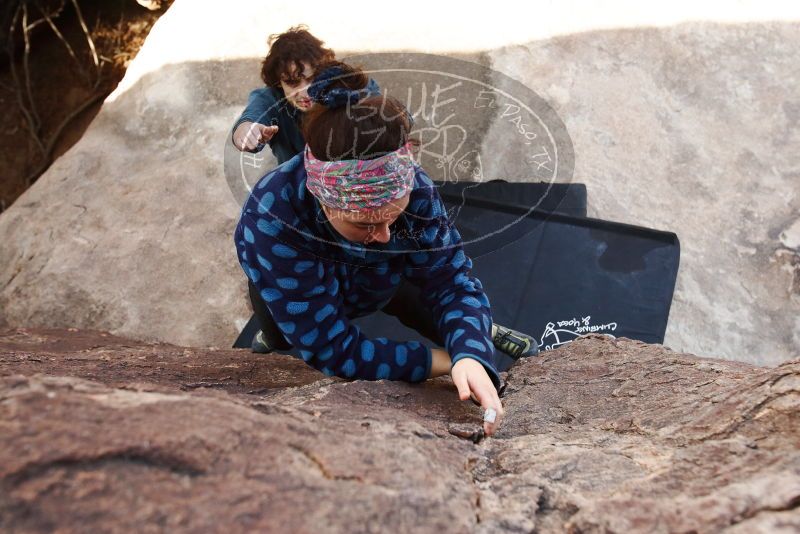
<box><xmin>233</xmin><ymin>122</ymin><xmax>279</xmax><ymax>152</ymax></box>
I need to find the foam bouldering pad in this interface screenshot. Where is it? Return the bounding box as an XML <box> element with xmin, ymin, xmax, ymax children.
<box><xmin>353</xmin><ymin>207</ymin><xmax>680</xmax><ymax>372</ymax></box>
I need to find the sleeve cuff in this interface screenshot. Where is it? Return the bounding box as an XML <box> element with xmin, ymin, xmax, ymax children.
<box><xmin>231</xmin><ymin>117</ymin><xmax>266</xmax><ymax>153</ymax></box>
<box><xmin>450</xmin><ymin>352</ymin><xmax>502</xmax><ymax>391</ymax></box>
<box><xmin>421</xmin><ymin>345</ymin><xmax>433</xmax><ymax>383</ymax></box>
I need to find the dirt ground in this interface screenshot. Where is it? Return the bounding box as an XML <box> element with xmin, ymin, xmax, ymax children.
<box><xmin>0</xmin><ymin>0</ymin><xmax>170</xmax><ymax>214</ymax></box>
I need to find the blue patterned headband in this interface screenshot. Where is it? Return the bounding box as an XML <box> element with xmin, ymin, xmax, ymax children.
<box><xmin>307</xmin><ymin>66</ymin><xmax>415</xmax><ymax>130</ymax></box>
<box><xmin>307</xmin><ymin>66</ymin><xmax>381</xmax><ymax>108</ymax></box>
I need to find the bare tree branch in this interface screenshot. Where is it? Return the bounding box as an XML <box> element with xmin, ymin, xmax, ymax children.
<box><xmin>35</xmin><ymin>0</ymin><xmax>66</xmax><ymax>18</ymax></box>
<box><xmin>27</xmin><ymin>0</ymin><xmax>65</xmax><ymax>30</ymax></box>
<box><xmin>21</xmin><ymin>3</ymin><xmax>42</xmax><ymax>134</ymax></box>
<box><xmin>7</xmin><ymin>4</ymin><xmax>45</xmax><ymax>154</ymax></box>
<box><xmin>26</xmin><ymin>17</ymin><xmax>47</xmax><ymax>30</ymax></box>
<box><xmin>37</xmin><ymin>0</ymin><xmax>92</xmax><ymax>86</ymax></box>
<box><xmin>7</xmin><ymin>0</ymin><xmax>117</xmax><ymax>187</ymax></box>
<box><xmin>69</xmin><ymin>0</ymin><xmax>100</xmax><ymax>84</ymax></box>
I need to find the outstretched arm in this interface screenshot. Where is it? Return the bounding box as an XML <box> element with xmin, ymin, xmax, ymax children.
<box><xmin>401</xmin><ymin>173</ymin><xmax>501</xmax><ymax>389</ymax></box>
<box><xmin>231</xmin><ymin>87</ymin><xmax>280</xmax><ymax>152</ymax></box>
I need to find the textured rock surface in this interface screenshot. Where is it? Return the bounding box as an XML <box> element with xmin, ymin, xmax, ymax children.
<box><xmin>0</xmin><ymin>0</ymin><xmax>798</xmax><ymax>365</ymax></box>
<box><xmin>485</xmin><ymin>23</ymin><xmax>800</xmax><ymax>365</ymax></box>
<box><xmin>1</xmin><ymin>329</ymin><xmax>798</xmax><ymax>532</ymax></box>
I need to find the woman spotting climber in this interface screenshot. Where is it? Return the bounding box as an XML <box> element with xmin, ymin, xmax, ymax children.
<box><xmin>231</xmin><ymin>25</ymin><xmax>333</xmax><ymax>161</ymax></box>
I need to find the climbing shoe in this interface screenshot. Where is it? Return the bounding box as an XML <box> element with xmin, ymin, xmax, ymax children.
<box><xmin>251</xmin><ymin>330</ymin><xmax>271</xmax><ymax>354</ymax></box>
<box><xmin>491</xmin><ymin>323</ymin><xmax>539</xmax><ymax>359</ymax></box>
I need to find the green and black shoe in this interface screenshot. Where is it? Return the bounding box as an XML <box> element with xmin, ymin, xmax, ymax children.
<box><xmin>251</xmin><ymin>326</ymin><xmax>293</xmax><ymax>354</ymax></box>
<box><xmin>251</xmin><ymin>330</ymin><xmax>271</xmax><ymax>354</ymax></box>
<box><xmin>491</xmin><ymin>323</ymin><xmax>539</xmax><ymax>360</ymax></box>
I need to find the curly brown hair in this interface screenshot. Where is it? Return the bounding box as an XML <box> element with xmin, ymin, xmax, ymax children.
<box><xmin>260</xmin><ymin>25</ymin><xmax>335</xmax><ymax>88</ymax></box>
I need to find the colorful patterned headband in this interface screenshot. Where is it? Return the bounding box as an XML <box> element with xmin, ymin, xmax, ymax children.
<box><xmin>304</xmin><ymin>144</ymin><xmax>416</xmax><ymax>211</ymax></box>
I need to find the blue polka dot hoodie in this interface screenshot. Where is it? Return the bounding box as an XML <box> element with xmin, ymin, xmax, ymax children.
<box><xmin>234</xmin><ymin>153</ymin><xmax>501</xmax><ymax>389</ymax></box>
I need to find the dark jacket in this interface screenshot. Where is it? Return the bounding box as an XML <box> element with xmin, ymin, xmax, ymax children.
<box><xmin>233</xmin><ymin>154</ymin><xmax>501</xmax><ymax>387</ymax></box>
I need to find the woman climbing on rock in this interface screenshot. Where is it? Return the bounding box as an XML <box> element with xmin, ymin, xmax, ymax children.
<box><xmin>233</xmin><ymin>62</ymin><xmax>537</xmax><ymax>436</ymax></box>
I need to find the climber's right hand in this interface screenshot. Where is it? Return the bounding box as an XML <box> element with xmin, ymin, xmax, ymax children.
<box><xmin>233</xmin><ymin>121</ymin><xmax>279</xmax><ymax>152</ymax></box>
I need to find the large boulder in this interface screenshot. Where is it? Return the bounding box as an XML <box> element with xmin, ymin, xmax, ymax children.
<box><xmin>1</xmin><ymin>328</ymin><xmax>798</xmax><ymax>532</ymax></box>
<box><xmin>0</xmin><ymin>0</ymin><xmax>798</xmax><ymax>365</ymax></box>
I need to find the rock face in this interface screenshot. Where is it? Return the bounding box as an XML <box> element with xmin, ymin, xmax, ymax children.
<box><xmin>1</xmin><ymin>328</ymin><xmax>798</xmax><ymax>532</ymax></box>
<box><xmin>0</xmin><ymin>0</ymin><xmax>798</xmax><ymax>365</ymax></box>
<box><xmin>485</xmin><ymin>24</ymin><xmax>800</xmax><ymax>366</ymax></box>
